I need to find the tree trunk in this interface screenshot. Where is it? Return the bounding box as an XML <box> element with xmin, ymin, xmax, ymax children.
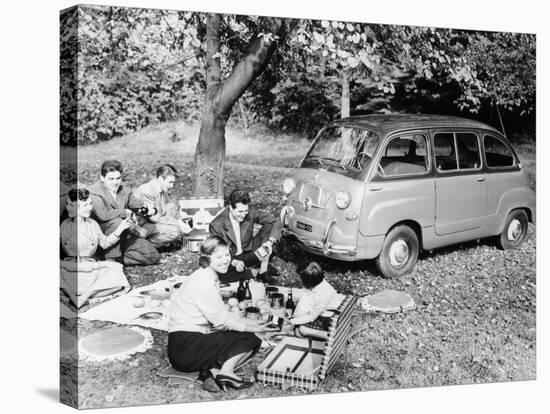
<box><xmin>191</xmin><ymin>14</ymin><xmax>225</xmax><ymax>196</ymax></box>
<box><xmin>191</xmin><ymin>14</ymin><xmax>297</xmax><ymax>197</ymax></box>
<box><xmin>192</xmin><ymin>98</ymin><xmax>226</xmax><ymax>196</ymax></box>
<box><xmin>341</xmin><ymin>70</ymin><xmax>350</xmax><ymax>118</ymax></box>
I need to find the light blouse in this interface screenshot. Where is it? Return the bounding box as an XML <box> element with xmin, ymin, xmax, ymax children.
<box><xmin>169</xmin><ymin>267</ymin><xmax>246</xmax><ymax>333</ymax></box>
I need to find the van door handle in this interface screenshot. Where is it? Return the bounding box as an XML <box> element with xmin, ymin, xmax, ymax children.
<box><xmin>369</xmin><ymin>186</ymin><xmax>383</xmax><ymax>191</ymax></box>
<box><xmin>476</xmin><ymin>177</ymin><xmax>486</xmax><ymax>182</ymax></box>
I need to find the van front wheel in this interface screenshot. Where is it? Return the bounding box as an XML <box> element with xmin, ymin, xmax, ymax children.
<box><xmin>375</xmin><ymin>225</ymin><xmax>419</xmax><ymax>278</ymax></box>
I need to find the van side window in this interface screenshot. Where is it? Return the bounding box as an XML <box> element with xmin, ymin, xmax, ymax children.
<box><xmin>378</xmin><ymin>134</ymin><xmax>429</xmax><ymax>176</ymax></box>
<box><xmin>434</xmin><ymin>133</ymin><xmax>457</xmax><ymax>170</ymax></box>
<box><xmin>435</xmin><ymin>132</ymin><xmax>481</xmax><ymax>171</ymax></box>
<box><xmin>456</xmin><ymin>133</ymin><xmax>481</xmax><ymax>169</ymax></box>
<box><xmin>484</xmin><ymin>135</ymin><xmax>515</xmax><ymax>167</ymax></box>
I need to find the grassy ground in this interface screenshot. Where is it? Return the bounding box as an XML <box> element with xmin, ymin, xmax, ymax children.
<box><xmin>60</xmin><ymin>122</ymin><xmax>536</xmax><ymax>408</ymax></box>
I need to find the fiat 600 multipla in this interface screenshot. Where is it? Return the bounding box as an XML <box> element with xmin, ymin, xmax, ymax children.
<box><xmin>280</xmin><ymin>114</ymin><xmax>535</xmax><ymax>278</ymax></box>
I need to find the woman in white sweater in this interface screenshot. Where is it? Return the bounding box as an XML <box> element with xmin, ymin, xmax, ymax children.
<box><xmin>168</xmin><ymin>236</ymin><xmax>276</xmax><ymax>393</ymax></box>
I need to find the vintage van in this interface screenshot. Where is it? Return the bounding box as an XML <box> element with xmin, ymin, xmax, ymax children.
<box><xmin>280</xmin><ymin>114</ymin><xmax>535</xmax><ymax>278</ymax></box>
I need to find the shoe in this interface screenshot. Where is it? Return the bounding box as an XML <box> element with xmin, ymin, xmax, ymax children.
<box><xmin>202</xmin><ymin>377</ymin><xmax>221</xmax><ymax>393</ymax></box>
<box><xmin>257</xmin><ymin>272</ymin><xmax>277</xmax><ymax>285</ymax></box>
<box><xmin>214</xmin><ymin>374</ymin><xmax>254</xmax><ymax>391</ymax></box>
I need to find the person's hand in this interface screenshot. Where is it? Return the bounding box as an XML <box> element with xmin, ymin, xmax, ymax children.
<box><xmin>115</xmin><ymin>217</ymin><xmax>133</xmax><ymax>235</ymax></box>
<box><xmin>232</xmin><ymin>259</ymin><xmax>245</xmax><ymax>272</ymax></box>
<box><xmin>252</xmin><ymin>321</ymin><xmax>280</xmax><ymax>333</ymax></box>
<box><xmin>280</xmin><ymin>321</ymin><xmax>294</xmax><ymax>334</ymax></box>
<box><xmin>144</xmin><ymin>202</ymin><xmax>156</xmax><ymax>215</ymax></box>
<box><xmin>261</xmin><ymin>240</ymin><xmax>274</xmax><ymax>255</ymax></box>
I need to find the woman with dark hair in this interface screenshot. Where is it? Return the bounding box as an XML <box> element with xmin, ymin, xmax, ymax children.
<box><xmin>60</xmin><ymin>187</ymin><xmax>132</xmax><ymax>308</ymax></box>
<box><xmin>168</xmin><ymin>235</ymin><xmax>276</xmax><ymax>393</ymax></box>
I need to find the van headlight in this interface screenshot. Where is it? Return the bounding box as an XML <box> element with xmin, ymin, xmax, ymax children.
<box><xmin>335</xmin><ymin>190</ymin><xmax>351</xmax><ymax>209</ymax></box>
<box><xmin>283</xmin><ymin>178</ymin><xmax>296</xmax><ymax>194</ymax></box>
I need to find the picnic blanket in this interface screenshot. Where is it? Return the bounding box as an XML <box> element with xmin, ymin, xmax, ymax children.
<box><xmin>80</xmin><ymin>276</ymin><xmax>309</xmax><ymax>331</ymax></box>
<box><xmin>80</xmin><ymin>275</ymin><xmax>188</xmax><ymax>331</ymax></box>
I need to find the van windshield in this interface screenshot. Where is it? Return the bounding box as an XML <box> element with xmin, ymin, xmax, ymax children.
<box><xmin>302</xmin><ymin>126</ymin><xmax>380</xmax><ymax>178</ymax></box>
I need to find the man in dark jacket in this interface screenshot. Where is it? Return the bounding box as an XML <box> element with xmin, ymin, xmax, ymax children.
<box><xmin>88</xmin><ymin>160</ymin><xmax>160</xmax><ymax>266</ymax></box>
<box><xmin>209</xmin><ymin>189</ymin><xmax>283</xmax><ymax>283</ymax></box>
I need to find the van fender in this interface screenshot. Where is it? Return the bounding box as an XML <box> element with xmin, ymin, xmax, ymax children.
<box><xmin>492</xmin><ymin>187</ymin><xmax>536</xmax><ymax>234</ymax></box>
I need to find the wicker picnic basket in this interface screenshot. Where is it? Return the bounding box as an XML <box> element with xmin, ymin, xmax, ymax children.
<box><xmin>179</xmin><ymin>197</ymin><xmax>224</xmax><ymax>252</ymax></box>
<box><xmin>256</xmin><ymin>294</ymin><xmax>357</xmax><ymax>390</ymax></box>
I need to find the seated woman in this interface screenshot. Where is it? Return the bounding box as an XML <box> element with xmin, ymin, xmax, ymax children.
<box><xmin>168</xmin><ymin>236</ymin><xmax>277</xmax><ymax>393</ymax></box>
<box><xmin>286</xmin><ymin>262</ymin><xmax>342</xmax><ymax>341</ymax></box>
<box><xmin>60</xmin><ymin>188</ymin><xmax>131</xmax><ymax>309</ymax></box>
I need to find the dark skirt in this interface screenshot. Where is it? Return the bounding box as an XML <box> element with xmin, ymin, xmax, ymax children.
<box><xmin>168</xmin><ymin>330</ymin><xmax>261</xmax><ymax>373</ymax></box>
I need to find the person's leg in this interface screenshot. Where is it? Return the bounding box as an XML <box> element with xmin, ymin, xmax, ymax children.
<box><xmin>214</xmin><ymin>332</ymin><xmax>261</xmax><ymax>383</ymax></box>
<box><xmin>297</xmin><ymin>325</ymin><xmax>329</xmax><ymax>341</ymax></box>
<box><xmin>164</xmin><ymin>202</ymin><xmax>180</xmax><ymax>219</ymax></box>
<box><xmin>100</xmin><ymin>218</ymin><xmax>124</xmax><ymax>260</ymax></box>
<box><xmin>216</xmin><ymin>350</ymin><xmax>253</xmax><ymax>379</ymax></box>
<box><xmin>141</xmin><ymin>217</ymin><xmax>182</xmax><ymax>247</ymax></box>
<box><xmin>121</xmin><ymin>236</ymin><xmax>160</xmax><ymax>266</ymax></box>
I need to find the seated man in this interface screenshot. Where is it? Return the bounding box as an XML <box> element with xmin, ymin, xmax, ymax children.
<box><xmin>88</xmin><ymin>160</ymin><xmax>160</xmax><ymax>266</ymax></box>
<box><xmin>134</xmin><ymin>164</ymin><xmax>191</xmax><ymax>248</ymax></box>
<box><xmin>209</xmin><ymin>189</ymin><xmax>283</xmax><ymax>284</ymax></box>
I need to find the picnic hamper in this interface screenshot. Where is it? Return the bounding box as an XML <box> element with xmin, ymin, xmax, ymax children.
<box><xmin>256</xmin><ymin>294</ymin><xmax>357</xmax><ymax>390</ymax></box>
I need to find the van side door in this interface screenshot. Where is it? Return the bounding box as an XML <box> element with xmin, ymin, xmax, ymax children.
<box><xmin>433</xmin><ymin>129</ymin><xmax>487</xmax><ymax>235</ymax></box>
<box><xmin>360</xmin><ymin>131</ymin><xmax>434</xmax><ymax>238</ymax></box>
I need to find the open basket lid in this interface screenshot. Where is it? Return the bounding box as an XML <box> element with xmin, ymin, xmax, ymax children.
<box><xmin>317</xmin><ymin>294</ymin><xmax>357</xmax><ymax>380</ymax></box>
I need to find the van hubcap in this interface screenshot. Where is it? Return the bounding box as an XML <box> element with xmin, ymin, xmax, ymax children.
<box><xmin>389</xmin><ymin>240</ymin><xmax>409</xmax><ymax>268</ymax></box>
<box><xmin>507</xmin><ymin>219</ymin><xmax>522</xmax><ymax>241</ymax></box>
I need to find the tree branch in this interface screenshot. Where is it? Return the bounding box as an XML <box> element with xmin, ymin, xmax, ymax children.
<box><xmin>217</xmin><ymin>17</ymin><xmax>299</xmax><ymax>117</ymax></box>
<box><xmin>205</xmin><ymin>13</ymin><xmax>222</xmax><ymax>89</ymax></box>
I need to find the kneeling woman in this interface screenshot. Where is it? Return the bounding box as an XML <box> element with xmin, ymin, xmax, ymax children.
<box><xmin>168</xmin><ymin>236</ymin><xmax>275</xmax><ymax>393</ymax></box>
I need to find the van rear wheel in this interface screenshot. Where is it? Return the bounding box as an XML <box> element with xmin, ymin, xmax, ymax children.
<box><xmin>497</xmin><ymin>209</ymin><xmax>528</xmax><ymax>250</ymax></box>
<box><xmin>375</xmin><ymin>225</ymin><xmax>419</xmax><ymax>278</ymax></box>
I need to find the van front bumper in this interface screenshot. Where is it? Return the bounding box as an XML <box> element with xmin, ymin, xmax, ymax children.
<box><xmin>283</xmin><ymin>226</ymin><xmax>358</xmax><ymax>261</ymax></box>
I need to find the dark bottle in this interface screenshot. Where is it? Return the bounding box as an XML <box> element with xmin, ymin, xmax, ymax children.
<box><xmin>285</xmin><ymin>289</ymin><xmax>295</xmax><ymax>318</ymax></box>
<box><xmin>244</xmin><ymin>280</ymin><xmax>253</xmax><ymax>305</ymax></box>
<box><xmin>237</xmin><ymin>279</ymin><xmax>246</xmax><ymax>302</ymax></box>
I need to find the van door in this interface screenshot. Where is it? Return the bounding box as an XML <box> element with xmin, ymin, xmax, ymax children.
<box><xmin>433</xmin><ymin>130</ymin><xmax>487</xmax><ymax>235</ymax></box>
<box><xmin>360</xmin><ymin>131</ymin><xmax>435</xmax><ymax>238</ymax></box>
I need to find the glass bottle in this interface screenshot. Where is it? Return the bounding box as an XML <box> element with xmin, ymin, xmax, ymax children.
<box><xmin>237</xmin><ymin>279</ymin><xmax>246</xmax><ymax>302</ymax></box>
<box><xmin>285</xmin><ymin>289</ymin><xmax>295</xmax><ymax>318</ymax></box>
<box><xmin>244</xmin><ymin>280</ymin><xmax>253</xmax><ymax>306</ymax></box>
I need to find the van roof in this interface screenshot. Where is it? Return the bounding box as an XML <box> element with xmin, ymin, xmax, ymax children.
<box><xmin>333</xmin><ymin>114</ymin><xmax>502</xmax><ymax>136</ymax></box>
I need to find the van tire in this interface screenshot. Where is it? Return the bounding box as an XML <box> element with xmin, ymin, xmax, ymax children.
<box><xmin>497</xmin><ymin>209</ymin><xmax>528</xmax><ymax>250</ymax></box>
<box><xmin>375</xmin><ymin>225</ymin><xmax>419</xmax><ymax>278</ymax></box>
